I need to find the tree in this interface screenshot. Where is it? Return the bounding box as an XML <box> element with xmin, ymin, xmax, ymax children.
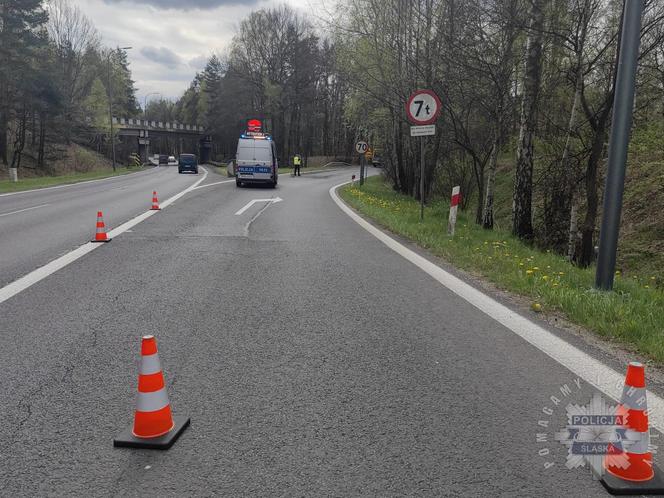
<box><xmin>0</xmin><ymin>0</ymin><xmax>48</xmax><ymax>167</ymax></box>
<box><xmin>513</xmin><ymin>0</ymin><xmax>547</xmax><ymax>242</ymax></box>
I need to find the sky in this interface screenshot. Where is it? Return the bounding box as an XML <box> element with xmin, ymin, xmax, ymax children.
<box><xmin>71</xmin><ymin>0</ymin><xmax>329</xmax><ymax>107</ymax></box>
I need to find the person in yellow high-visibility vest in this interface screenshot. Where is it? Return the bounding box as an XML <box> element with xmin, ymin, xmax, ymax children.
<box><xmin>293</xmin><ymin>154</ymin><xmax>302</xmax><ymax>176</ymax></box>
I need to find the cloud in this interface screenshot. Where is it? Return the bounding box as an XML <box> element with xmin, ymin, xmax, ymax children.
<box><xmin>102</xmin><ymin>0</ymin><xmax>259</xmax><ymax>10</ymax></box>
<box><xmin>140</xmin><ymin>46</ymin><xmax>183</xmax><ymax>69</ymax></box>
<box><xmin>188</xmin><ymin>54</ymin><xmax>209</xmax><ymax>70</ymax></box>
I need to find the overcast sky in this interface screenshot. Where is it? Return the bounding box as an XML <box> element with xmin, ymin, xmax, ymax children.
<box><xmin>72</xmin><ymin>0</ymin><xmax>329</xmax><ymax>106</ymax></box>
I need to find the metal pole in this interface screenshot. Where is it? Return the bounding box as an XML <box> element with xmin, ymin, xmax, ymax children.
<box><xmin>360</xmin><ymin>154</ymin><xmax>365</xmax><ymax>186</ymax></box>
<box><xmin>420</xmin><ymin>137</ymin><xmax>425</xmax><ymax>221</ymax></box>
<box><xmin>108</xmin><ymin>53</ymin><xmax>116</xmax><ymax>172</ymax></box>
<box><xmin>595</xmin><ymin>0</ymin><xmax>643</xmax><ymax>291</ymax></box>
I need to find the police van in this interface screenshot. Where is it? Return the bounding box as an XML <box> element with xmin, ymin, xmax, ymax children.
<box><xmin>235</xmin><ymin>132</ymin><xmax>278</xmax><ymax>188</ymax></box>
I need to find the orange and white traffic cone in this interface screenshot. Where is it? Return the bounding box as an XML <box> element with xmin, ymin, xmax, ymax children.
<box><xmin>113</xmin><ymin>335</ymin><xmax>189</xmax><ymax>450</ymax></box>
<box><xmin>151</xmin><ymin>191</ymin><xmax>161</xmax><ymax>211</ymax></box>
<box><xmin>92</xmin><ymin>211</ymin><xmax>111</xmax><ymax>243</ymax></box>
<box><xmin>601</xmin><ymin>361</ymin><xmax>664</xmax><ymax>494</ymax></box>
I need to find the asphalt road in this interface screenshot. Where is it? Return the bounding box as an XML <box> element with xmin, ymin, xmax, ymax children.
<box><xmin>0</xmin><ymin>165</ymin><xmax>635</xmax><ymax>496</ymax></box>
<box><xmin>0</xmin><ymin>166</ymin><xmax>204</xmax><ymax>287</ymax></box>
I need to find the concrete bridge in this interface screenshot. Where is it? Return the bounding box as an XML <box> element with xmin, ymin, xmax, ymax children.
<box><xmin>112</xmin><ymin>117</ymin><xmax>212</xmax><ymax>164</ymax></box>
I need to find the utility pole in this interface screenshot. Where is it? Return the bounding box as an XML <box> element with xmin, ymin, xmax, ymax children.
<box><xmin>595</xmin><ymin>0</ymin><xmax>643</xmax><ymax>291</ymax></box>
<box><xmin>108</xmin><ymin>46</ymin><xmax>132</xmax><ymax>172</ymax></box>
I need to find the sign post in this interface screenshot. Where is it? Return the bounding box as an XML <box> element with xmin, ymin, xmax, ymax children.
<box><xmin>406</xmin><ymin>90</ymin><xmax>441</xmax><ymax>221</ymax></box>
<box><xmin>355</xmin><ymin>141</ymin><xmax>369</xmax><ymax>187</ymax></box>
<box><xmin>595</xmin><ymin>0</ymin><xmax>644</xmax><ymax>292</ymax></box>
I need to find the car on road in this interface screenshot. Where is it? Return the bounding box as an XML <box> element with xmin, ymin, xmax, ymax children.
<box><xmin>168</xmin><ymin>155</ymin><xmax>177</xmax><ymax>166</ymax></box>
<box><xmin>235</xmin><ymin>134</ymin><xmax>278</xmax><ymax>188</ymax></box>
<box><xmin>178</xmin><ymin>153</ymin><xmax>199</xmax><ymax>174</ymax></box>
<box><xmin>158</xmin><ymin>154</ymin><xmax>169</xmax><ymax>166</ymax></box>
<box><xmin>372</xmin><ymin>154</ymin><xmax>383</xmax><ymax>167</ymax></box>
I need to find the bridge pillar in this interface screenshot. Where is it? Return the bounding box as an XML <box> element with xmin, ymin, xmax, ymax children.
<box><xmin>200</xmin><ymin>135</ymin><xmax>212</xmax><ymax>164</ymax></box>
<box><xmin>138</xmin><ymin>129</ymin><xmax>150</xmax><ymax>164</ymax></box>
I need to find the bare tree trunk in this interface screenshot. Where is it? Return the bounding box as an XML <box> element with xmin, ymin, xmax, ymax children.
<box><xmin>567</xmin><ymin>195</ymin><xmax>580</xmax><ymax>261</ymax></box>
<box><xmin>512</xmin><ymin>0</ymin><xmax>546</xmax><ymax>242</ymax></box>
<box><xmin>0</xmin><ymin>109</ymin><xmax>7</xmax><ymax>166</ymax></box>
<box><xmin>482</xmin><ymin>127</ymin><xmax>500</xmax><ymax>229</ymax></box>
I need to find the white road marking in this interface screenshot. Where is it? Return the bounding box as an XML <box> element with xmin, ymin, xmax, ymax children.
<box><xmin>0</xmin><ymin>167</ymin><xmax>208</xmax><ymax>305</ymax></box>
<box><xmin>0</xmin><ymin>168</ymin><xmax>156</xmax><ymax>197</ymax></box>
<box><xmin>329</xmin><ymin>181</ymin><xmax>664</xmax><ymax>431</ymax></box>
<box><xmin>192</xmin><ymin>179</ymin><xmax>235</xmax><ymax>190</ymax></box>
<box><xmin>235</xmin><ymin>197</ymin><xmax>283</xmax><ymax>216</ymax></box>
<box><xmin>0</xmin><ymin>204</ymin><xmax>50</xmax><ymax>218</ymax></box>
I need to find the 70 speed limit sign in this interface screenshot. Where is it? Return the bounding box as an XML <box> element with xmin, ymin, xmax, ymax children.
<box><xmin>355</xmin><ymin>141</ymin><xmax>369</xmax><ymax>154</ymax></box>
<box><xmin>406</xmin><ymin>90</ymin><xmax>441</xmax><ymax>125</ymax></box>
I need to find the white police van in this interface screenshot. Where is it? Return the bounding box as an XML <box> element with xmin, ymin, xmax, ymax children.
<box><xmin>235</xmin><ymin>133</ymin><xmax>278</xmax><ymax>188</ymax></box>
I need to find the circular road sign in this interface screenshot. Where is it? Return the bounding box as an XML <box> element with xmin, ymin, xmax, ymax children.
<box><xmin>355</xmin><ymin>141</ymin><xmax>369</xmax><ymax>154</ymax></box>
<box><xmin>406</xmin><ymin>90</ymin><xmax>441</xmax><ymax>125</ymax></box>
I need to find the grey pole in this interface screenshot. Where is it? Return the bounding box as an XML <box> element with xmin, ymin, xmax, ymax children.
<box><xmin>420</xmin><ymin>137</ymin><xmax>425</xmax><ymax>221</ymax></box>
<box><xmin>595</xmin><ymin>0</ymin><xmax>644</xmax><ymax>291</ymax></box>
<box><xmin>108</xmin><ymin>53</ymin><xmax>116</xmax><ymax>172</ymax></box>
<box><xmin>360</xmin><ymin>154</ymin><xmax>365</xmax><ymax>186</ymax></box>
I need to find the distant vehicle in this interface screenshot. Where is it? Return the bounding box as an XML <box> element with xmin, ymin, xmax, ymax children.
<box><xmin>235</xmin><ymin>133</ymin><xmax>278</xmax><ymax>188</ymax></box>
<box><xmin>178</xmin><ymin>154</ymin><xmax>198</xmax><ymax>174</ymax></box>
<box><xmin>168</xmin><ymin>155</ymin><xmax>177</xmax><ymax>165</ymax></box>
<box><xmin>158</xmin><ymin>154</ymin><xmax>169</xmax><ymax>166</ymax></box>
<box><xmin>372</xmin><ymin>155</ymin><xmax>382</xmax><ymax>167</ymax></box>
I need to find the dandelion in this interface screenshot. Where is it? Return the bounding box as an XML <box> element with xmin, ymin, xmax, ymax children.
<box><xmin>533</xmin><ymin>267</ymin><xmax>540</xmax><ymax>271</ymax></box>
<box><xmin>519</xmin><ymin>262</ymin><xmax>525</xmax><ymax>267</ymax></box>
<box><xmin>558</xmin><ymin>272</ymin><xmax>565</xmax><ymax>276</ymax></box>
<box><xmin>645</xmin><ymin>285</ymin><xmax>650</xmax><ymax>289</ymax></box>
<box><xmin>526</xmin><ymin>270</ymin><xmax>534</xmax><ymax>276</ymax></box>
<box><xmin>542</xmin><ymin>275</ymin><xmax>549</xmax><ymax>281</ymax></box>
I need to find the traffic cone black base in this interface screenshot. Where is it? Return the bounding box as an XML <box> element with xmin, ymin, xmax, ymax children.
<box><xmin>601</xmin><ymin>467</ymin><xmax>664</xmax><ymax>495</ymax></box>
<box><xmin>113</xmin><ymin>416</ymin><xmax>190</xmax><ymax>450</ymax></box>
<box><xmin>91</xmin><ymin>238</ymin><xmax>112</xmax><ymax>243</ymax></box>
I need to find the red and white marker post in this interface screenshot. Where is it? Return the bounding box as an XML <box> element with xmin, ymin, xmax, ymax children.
<box><xmin>448</xmin><ymin>186</ymin><xmax>461</xmax><ymax>235</ymax></box>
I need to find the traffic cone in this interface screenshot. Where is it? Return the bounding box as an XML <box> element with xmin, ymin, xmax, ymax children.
<box><xmin>113</xmin><ymin>335</ymin><xmax>190</xmax><ymax>450</ymax></box>
<box><xmin>151</xmin><ymin>191</ymin><xmax>161</xmax><ymax>210</ymax></box>
<box><xmin>601</xmin><ymin>361</ymin><xmax>664</xmax><ymax>494</ymax></box>
<box><xmin>92</xmin><ymin>211</ymin><xmax>111</xmax><ymax>243</ymax></box>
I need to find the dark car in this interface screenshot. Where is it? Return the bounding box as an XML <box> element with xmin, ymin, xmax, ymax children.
<box><xmin>372</xmin><ymin>155</ymin><xmax>383</xmax><ymax>167</ymax></box>
<box><xmin>178</xmin><ymin>154</ymin><xmax>198</xmax><ymax>174</ymax></box>
<box><xmin>158</xmin><ymin>154</ymin><xmax>169</xmax><ymax>166</ymax></box>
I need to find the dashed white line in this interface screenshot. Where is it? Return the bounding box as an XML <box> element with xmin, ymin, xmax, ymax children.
<box><xmin>0</xmin><ymin>168</ymin><xmax>208</xmax><ymax>305</ymax></box>
<box><xmin>0</xmin><ymin>204</ymin><xmax>50</xmax><ymax>218</ymax></box>
<box><xmin>329</xmin><ymin>181</ymin><xmax>664</xmax><ymax>431</ymax></box>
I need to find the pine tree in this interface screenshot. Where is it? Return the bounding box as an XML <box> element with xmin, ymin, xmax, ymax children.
<box><xmin>0</xmin><ymin>0</ymin><xmax>48</xmax><ymax>166</ymax></box>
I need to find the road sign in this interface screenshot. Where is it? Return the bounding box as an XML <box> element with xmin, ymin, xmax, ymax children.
<box><xmin>355</xmin><ymin>141</ymin><xmax>369</xmax><ymax>154</ymax></box>
<box><xmin>406</xmin><ymin>90</ymin><xmax>441</xmax><ymax>125</ymax></box>
<box><xmin>410</xmin><ymin>125</ymin><xmax>436</xmax><ymax>137</ymax></box>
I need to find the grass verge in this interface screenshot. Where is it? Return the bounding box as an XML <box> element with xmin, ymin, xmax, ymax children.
<box><xmin>0</xmin><ymin>166</ymin><xmax>144</xmax><ymax>194</ymax></box>
<box><xmin>339</xmin><ymin>176</ymin><xmax>664</xmax><ymax>363</ymax></box>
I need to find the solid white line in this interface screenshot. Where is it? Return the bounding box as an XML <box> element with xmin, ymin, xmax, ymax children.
<box><xmin>0</xmin><ymin>168</ymin><xmax>156</xmax><ymax>198</ymax></box>
<box><xmin>0</xmin><ymin>167</ymin><xmax>208</xmax><ymax>306</ymax></box>
<box><xmin>193</xmin><ymin>179</ymin><xmax>234</xmax><ymax>190</ymax></box>
<box><xmin>0</xmin><ymin>204</ymin><xmax>50</xmax><ymax>218</ymax></box>
<box><xmin>329</xmin><ymin>181</ymin><xmax>664</xmax><ymax>431</ymax></box>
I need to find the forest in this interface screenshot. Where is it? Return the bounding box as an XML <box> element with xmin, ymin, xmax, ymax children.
<box><xmin>2</xmin><ymin>0</ymin><xmax>664</xmax><ymax>268</ymax></box>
